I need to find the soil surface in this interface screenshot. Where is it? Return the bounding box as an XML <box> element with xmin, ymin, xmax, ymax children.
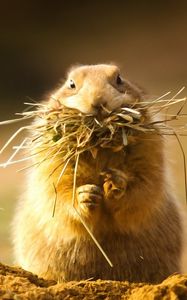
<box><xmin>1</xmin><ymin>263</ymin><xmax>187</xmax><ymax>299</ymax></box>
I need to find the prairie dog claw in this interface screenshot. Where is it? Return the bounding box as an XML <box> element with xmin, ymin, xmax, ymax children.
<box><xmin>76</xmin><ymin>184</ymin><xmax>103</xmax><ymax>209</ymax></box>
<box><xmin>101</xmin><ymin>168</ymin><xmax>127</xmax><ymax>200</ymax></box>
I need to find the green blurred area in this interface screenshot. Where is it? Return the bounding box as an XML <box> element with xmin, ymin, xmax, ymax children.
<box><xmin>0</xmin><ymin>1</ymin><xmax>187</xmax><ymax>265</ymax></box>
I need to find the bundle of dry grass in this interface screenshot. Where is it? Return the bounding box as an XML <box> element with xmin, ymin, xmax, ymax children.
<box><xmin>1</xmin><ymin>89</ymin><xmax>186</xmax><ymax>165</ymax></box>
<box><xmin>0</xmin><ymin>89</ymin><xmax>187</xmax><ymax>266</ymax></box>
<box><xmin>1</xmin><ymin>91</ymin><xmax>187</xmax><ymax>213</ymax></box>
<box><xmin>1</xmin><ymin>91</ymin><xmax>187</xmax><ymax>212</ymax></box>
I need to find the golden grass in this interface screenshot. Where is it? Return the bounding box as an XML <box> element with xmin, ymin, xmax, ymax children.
<box><xmin>0</xmin><ymin>89</ymin><xmax>187</xmax><ymax>266</ymax></box>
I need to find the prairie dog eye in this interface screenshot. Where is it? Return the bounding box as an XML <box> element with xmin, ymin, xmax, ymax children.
<box><xmin>68</xmin><ymin>79</ymin><xmax>76</xmax><ymax>89</ymax></box>
<box><xmin>116</xmin><ymin>74</ymin><xmax>124</xmax><ymax>85</ymax></box>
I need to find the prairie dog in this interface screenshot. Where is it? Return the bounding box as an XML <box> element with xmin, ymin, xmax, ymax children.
<box><xmin>12</xmin><ymin>64</ymin><xmax>187</xmax><ymax>283</ymax></box>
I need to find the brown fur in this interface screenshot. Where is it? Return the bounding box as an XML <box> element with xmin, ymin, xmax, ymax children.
<box><xmin>12</xmin><ymin>64</ymin><xmax>187</xmax><ymax>283</ymax></box>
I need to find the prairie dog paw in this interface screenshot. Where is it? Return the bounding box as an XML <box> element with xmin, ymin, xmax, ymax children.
<box><xmin>101</xmin><ymin>168</ymin><xmax>127</xmax><ymax>200</ymax></box>
<box><xmin>76</xmin><ymin>184</ymin><xmax>103</xmax><ymax>210</ymax></box>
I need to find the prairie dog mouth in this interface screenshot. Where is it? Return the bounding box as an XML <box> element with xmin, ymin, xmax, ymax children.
<box><xmin>92</xmin><ymin>103</ymin><xmax>111</xmax><ymax>118</ymax></box>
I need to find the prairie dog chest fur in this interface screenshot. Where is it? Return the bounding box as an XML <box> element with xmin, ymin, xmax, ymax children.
<box><xmin>12</xmin><ymin>64</ymin><xmax>187</xmax><ymax>283</ymax></box>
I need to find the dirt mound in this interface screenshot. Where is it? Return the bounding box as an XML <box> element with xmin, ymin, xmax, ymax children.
<box><xmin>1</xmin><ymin>263</ymin><xmax>187</xmax><ymax>299</ymax></box>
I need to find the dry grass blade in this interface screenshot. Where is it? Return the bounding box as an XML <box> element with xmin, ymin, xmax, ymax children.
<box><xmin>0</xmin><ymin>116</ymin><xmax>32</xmax><ymax>125</ymax></box>
<box><xmin>1</xmin><ymin>138</ymin><xmax>28</xmax><ymax>168</ymax></box>
<box><xmin>0</xmin><ymin>126</ymin><xmax>31</xmax><ymax>154</ymax></box>
<box><xmin>56</xmin><ymin>158</ymin><xmax>71</xmax><ymax>186</ymax></box>
<box><xmin>1</xmin><ymin>90</ymin><xmax>187</xmax><ymax>266</ymax></box>
<box><xmin>52</xmin><ymin>183</ymin><xmax>58</xmax><ymax>218</ymax></box>
<box><xmin>72</xmin><ymin>153</ymin><xmax>113</xmax><ymax>267</ymax></box>
<box><xmin>173</xmin><ymin>131</ymin><xmax>187</xmax><ymax>204</ymax></box>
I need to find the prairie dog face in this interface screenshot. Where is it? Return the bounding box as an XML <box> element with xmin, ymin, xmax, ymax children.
<box><xmin>51</xmin><ymin>64</ymin><xmax>142</xmax><ymax>114</ymax></box>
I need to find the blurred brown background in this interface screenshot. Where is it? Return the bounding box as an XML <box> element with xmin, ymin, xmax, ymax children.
<box><xmin>0</xmin><ymin>0</ymin><xmax>187</xmax><ymax>264</ymax></box>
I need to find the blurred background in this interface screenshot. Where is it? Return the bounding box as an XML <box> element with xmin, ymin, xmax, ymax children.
<box><xmin>0</xmin><ymin>0</ymin><xmax>187</xmax><ymax>264</ymax></box>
